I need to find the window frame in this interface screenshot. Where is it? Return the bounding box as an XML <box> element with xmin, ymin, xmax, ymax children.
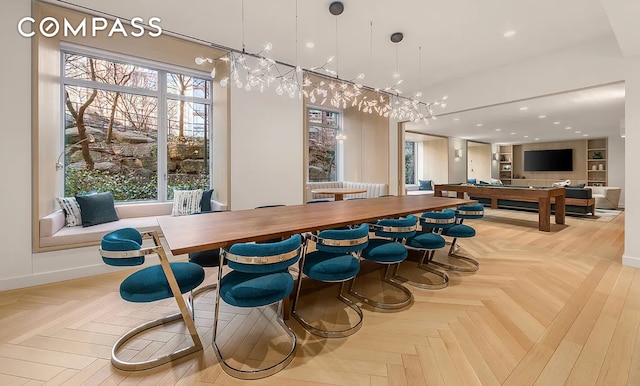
<box><xmin>306</xmin><ymin>105</ymin><xmax>344</xmax><ymax>182</ymax></box>
<box><xmin>404</xmin><ymin>140</ymin><xmax>419</xmax><ymax>186</ymax></box>
<box><xmin>59</xmin><ymin>43</ymin><xmax>214</xmax><ymax>203</ymax></box>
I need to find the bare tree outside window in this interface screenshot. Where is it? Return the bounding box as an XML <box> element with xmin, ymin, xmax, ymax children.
<box><xmin>62</xmin><ymin>52</ymin><xmax>212</xmax><ymax>202</ymax></box>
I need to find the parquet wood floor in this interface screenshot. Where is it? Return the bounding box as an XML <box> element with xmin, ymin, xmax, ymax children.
<box><xmin>0</xmin><ymin>208</ymin><xmax>631</xmax><ymax>385</ymax></box>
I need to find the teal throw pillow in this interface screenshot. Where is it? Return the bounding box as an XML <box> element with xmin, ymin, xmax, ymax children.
<box><xmin>418</xmin><ymin>179</ymin><xmax>433</xmax><ymax>191</ymax></box>
<box><xmin>201</xmin><ymin>189</ymin><xmax>214</xmax><ymax>212</ymax></box>
<box><xmin>75</xmin><ymin>192</ymin><xmax>119</xmax><ymax>227</ymax></box>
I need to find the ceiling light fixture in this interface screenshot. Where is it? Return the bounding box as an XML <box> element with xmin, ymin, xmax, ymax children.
<box><xmin>534</xmin><ymin>138</ymin><xmax>540</xmax><ymax>141</ymax></box>
<box><xmin>538</xmin><ymin>115</ymin><xmax>546</xmax><ymax>118</ymax></box>
<box><xmin>565</xmin><ymin>126</ymin><xmax>572</xmax><ymax>130</ymax></box>
<box><xmin>305</xmin><ymin>42</ymin><xmax>314</xmax><ymax>48</ymax></box>
<box><xmin>476</xmin><ymin>123</ymin><xmax>483</xmax><ymax>127</ymax></box>
<box><xmin>519</xmin><ymin>106</ymin><xmax>528</xmax><ymax>111</ymax></box>
<box><xmin>453</xmin><ymin>118</ymin><xmax>460</xmax><ymax>121</ymax></box>
<box><xmin>510</xmin><ymin>132</ymin><xmax>516</xmax><ymax>135</ymax></box>
<box><xmin>503</xmin><ymin>30</ymin><xmax>516</xmax><ymax>38</ymax></box>
<box><xmin>495</xmin><ymin>128</ymin><xmax>501</xmax><ymax>131</ymax></box>
<box><xmin>553</xmin><ymin>121</ymin><xmax>560</xmax><ymax>125</ymax></box>
<box><xmin>195</xmin><ymin>1</ymin><xmax>447</xmax><ymax>122</ymax></box>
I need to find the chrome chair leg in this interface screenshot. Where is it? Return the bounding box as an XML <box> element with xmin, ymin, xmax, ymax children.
<box><xmin>348</xmin><ymin>265</ymin><xmax>412</xmax><ymax>310</ymax></box>
<box><xmin>111</xmin><ymin>238</ymin><xmax>203</xmax><ymax>371</ymax></box>
<box><xmin>393</xmin><ymin>250</ymin><xmax>449</xmax><ymax>290</ymax></box>
<box><xmin>291</xmin><ymin>278</ymin><xmax>364</xmax><ymax>338</ymax></box>
<box><xmin>212</xmin><ymin>296</ymin><xmax>296</xmax><ymax>380</ymax></box>
<box><xmin>429</xmin><ymin>237</ymin><xmax>479</xmax><ymax>272</ymax></box>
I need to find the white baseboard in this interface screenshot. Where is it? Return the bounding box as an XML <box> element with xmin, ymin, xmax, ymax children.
<box><xmin>622</xmin><ymin>254</ymin><xmax>640</xmax><ymax>268</ymax></box>
<box><xmin>0</xmin><ymin>263</ymin><xmax>119</xmax><ymax>291</ymax></box>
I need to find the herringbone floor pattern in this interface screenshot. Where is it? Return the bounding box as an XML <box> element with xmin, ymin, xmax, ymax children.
<box><xmin>0</xmin><ymin>208</ymin><xmax>632</xmax><ymax>385</ymax></box>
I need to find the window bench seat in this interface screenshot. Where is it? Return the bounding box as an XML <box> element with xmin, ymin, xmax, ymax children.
<box><xmin>39</xmin><ymin>200</ymin><xmax>227</xmax><ymax>251</ymax></box>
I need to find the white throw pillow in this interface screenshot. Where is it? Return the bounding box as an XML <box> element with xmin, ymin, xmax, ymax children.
<box><xmin>171</xmin><ymin>189</ymin><xmax>204</xmax><ymax>216</ymax></box>
<box><xmin>552</xmin><ymin>179</ymin><xmax>571</xmax><ymax>187</ymax></box>
<box><xmin>490</xmin><ymin>178</ymin><xmax>503</xmax><ymax>185</ymax></box>
<box><xmin>55</xmin><ymin>196</ymin><xmax>82</xmax><ymax>227</ymax></box>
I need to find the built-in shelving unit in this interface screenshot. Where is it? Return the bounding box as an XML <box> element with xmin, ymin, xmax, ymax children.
<box><xmin>498</xmin><ymin>145</ymin><xmax>513</xmax><ymax>185</ymax></box>
<box><xmin>587</xmin><ymin>138</ymin><xmax>607</xmax><ymax>187</ymax></box>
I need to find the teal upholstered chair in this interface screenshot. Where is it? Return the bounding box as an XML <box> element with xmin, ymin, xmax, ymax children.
<box><xmin>291</xmin><ymin>224</ymin><xmax>369</xmax><ymax>338</ymax></box>
<box><xmin>397</xmin><ymin>210</ymin><xmax>457</xmax><ymax>289</ymax></box>
<box><xmin>348</xmin><ymin>216</ymin><xmax>417</xmax><ymax>310</ymax></box>
<box><xmin>99</xmin><ymin>228</ymin><xmax>204</xmax><ymax>371</ymax></box>
<box><xmin>213</xmin><ymin>234</ymin><xmax>301</xmax><ymax>379</ymax></box>
<box><xmin>436</xmin><ymin>203</ymin><xmax>483</xmax><ymax>272</ymax></box>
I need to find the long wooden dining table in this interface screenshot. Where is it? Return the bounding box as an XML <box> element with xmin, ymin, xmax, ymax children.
<box><xmin>158</xmin><ymin>195</ymin><xmax>475</xmax><ymax>255</ymax></box>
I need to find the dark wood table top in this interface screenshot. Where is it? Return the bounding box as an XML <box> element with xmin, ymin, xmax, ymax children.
<box><xmin>158</xmin><ymin>195</ymin><xmax>475</xmax><ymax>255</ymax></box>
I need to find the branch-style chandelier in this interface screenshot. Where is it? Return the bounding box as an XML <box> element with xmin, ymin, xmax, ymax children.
<box><xmin>195</xmin><ymin>1</ymin><xmax>447</xmax><ymax>123</ymax></box>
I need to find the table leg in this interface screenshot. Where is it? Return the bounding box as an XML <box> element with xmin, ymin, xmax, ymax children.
<box><xmin>555</xmin><ymin>195</ymin><xmax>566</xmax><ymax>225</ymax></box>
<box><xmin>491</xmin><ymin>198</ymin><xmax>498</xmax><ymax>209</ymax></box>
<box><xmin>539</xmin><ymin>197</ymin><xmax>551</xmax><ymax>231</ymax></box>
<box><xmin>457</xmin><ymin>192</ymin><xmax>464</xmax><ymax>199</ymax></box>
<box><xmin>334</xmin><ymin>194</ymin><xmax>344</xmax><ymax>201</ymax></box>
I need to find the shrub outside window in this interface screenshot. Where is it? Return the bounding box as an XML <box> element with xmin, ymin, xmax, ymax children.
<box><xmin>62</xmin><ymin>50</ymin><xmax>212</xmax><ymax>202</ymax></box>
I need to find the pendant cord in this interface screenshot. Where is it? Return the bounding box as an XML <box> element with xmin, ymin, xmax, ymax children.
<box><xmin>241</xmin><ymin>0</ymin><xmax>246</xmax><ymax>52</ymax></box>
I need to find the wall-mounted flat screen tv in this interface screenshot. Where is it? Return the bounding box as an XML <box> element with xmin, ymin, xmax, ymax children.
<box><xmin>524</xmin><ymin>149</ymin><xmax>573</xmax><ymax>171</ymax></box>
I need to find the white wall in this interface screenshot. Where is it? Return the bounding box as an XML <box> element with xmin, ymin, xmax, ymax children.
<box><xmin>229</xmin><ymin>82</ymin><xmax>304</xmax><ymax>210</ymax></box>
<box><xmin>467</xmin><ymin>143</ymin><xmax>491</xmax><ymax>182</ymax></box>
<box><xmin>608</xmin><ymin>134</ymin><xmax>625</xmax><ymax>206</ymax></box>
<box><xmin>424</xmin><ymin>35</ymin><xmax>624</xmax><ymax>113</ymax></box>
<box><xmin>623</xmin><ymin>57</ymin><xmax>640</xmax><ymax>267</ymax></box>
<box><xmin>448</xmin><ymin>137</ymin><xmax>467</xmax><ymax>183</ymax></box>
<box><xmin>0</xmin><ymin>0</ymin><xmax>34</xmax><ymax>286</ymax></box>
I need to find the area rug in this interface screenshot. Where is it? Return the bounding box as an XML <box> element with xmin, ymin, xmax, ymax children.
<box><xmin>583</xmin><ymin>208</ymin><xmax>624</xmax><ymax>222</ymax></box>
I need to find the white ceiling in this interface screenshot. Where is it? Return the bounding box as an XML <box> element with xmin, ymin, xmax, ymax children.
<box><xmin>406</xmin><ymin>82</ymin><xmax>625</xmax><ymax>144</ymax></box>
<box><xmin>69</xmin><ymin>0</ymin><xmax>624</xmax><ymax>142</ymax></box>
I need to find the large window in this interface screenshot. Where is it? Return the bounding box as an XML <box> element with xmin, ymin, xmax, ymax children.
<box><xmin>62</xmin><ymin>50</ymin><xmax>212</xmax><ymax>202</ymax></box>
<box><xmin>307</xmin><ymin>107</ymin><xmax>342</xmax><ymax>182</ymax></box>
<box><xmin>405</xmin><ymin>141</ymin><xmax>417</xmax><ymax>185</ymax></box>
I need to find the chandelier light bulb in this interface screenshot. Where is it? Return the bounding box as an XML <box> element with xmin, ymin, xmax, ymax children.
<box><xmin>264</xmin><ymin>42</ymin><xmax>273</xmax><ymax>51</ymax></box>
<box><xmin>210</xmin><ymin>68</ymin><xmax>216</xmax><ymax>79</ymax></box>
<box><xmin>195</xmin><ymin>57</ymin><xmax>204</xmax><ymax>65</ymax></box>
<box><xmin>220</xmin><ymin>78</ymin><xmax>228</xmax><ymax>87</ymax></box>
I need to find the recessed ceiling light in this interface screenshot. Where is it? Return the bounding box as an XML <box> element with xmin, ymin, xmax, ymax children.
<box><xmin>538</xmin><ymin>115</ymin><xmax>546</xmax><ymax>119</ymax></box>
<box><xmin>503</xmin><ymin>30</ymin><xmax>516</xmax><ymax>38</ymax></box>
<box><xmin>524</xmin><ymin>135</ymin><xmax>529</xmax><ymax>138</ymax></box>
<box><xmin>553</xmin><ymin>121</ymin><xmax>560</xmax><ymax>125</ymax></box>
<box><xmin>453</xmin><ymin>118</ymin><xmax>460</xmax><ymax>121</ymax></box>
<box><xmin>393</xmin><ymin>72</ymin><xmax>401</xmax><ymax>78</ymax></box>
<box><xmin>565</xmin><ymin>126</ymin><xmax>572</xmax><ymax>130</ymax></box>
<box><xmin>519</xmin><ymin>106</ymin><xmax>528</xmax><ymax>111</ymax></box>
<box><xmin>476</xmin><ymin>123</ymin><xmax>483</xmax><ymax>127</ymax></box>
<box><xmin>511</xmin><ymin>132</ymin><xmax>516</xmax><ymax>135</ymax></box>
<box><xmin>583</xmin><ymin>134</ymin><xmax>589</xmax><ymax>137</ymax></box>
<box><xmin>495</xmin><ymin>128</ymin><xmax>501</xmax><ymax>131</ymax></box>
<box><xmin>534</xmin><ymin>138</ymin><xmax>540</xmax><ymax>141</ymax></box>
<box><xmin>305</xmin><ymin>42</ymin><xmax>315</xmax><ymax>48</ymax></box>
<box><xmin>575</xmin><ymin>131</ymin><xmax>581</xmax><ymax>134</ymax></box>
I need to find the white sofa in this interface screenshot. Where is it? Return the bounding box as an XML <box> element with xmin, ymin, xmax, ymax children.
<box><xmin>39</xmin><ymin>199</ymin><xmax>226</xmax><ymax>250</ymax></box>
<box><xmin>306</xmin><ymin>181</ymin><xmax>388</xmax><ymax>201</ymax></box>
<box><xmin>405</xmin><ymin>185</ymin><xmax>434</xmax><ymax>196</ymax></box>
<box><xmin>590</xmin><ymin>186</ymin><xmax>621</xmax><ymax>209</ymax></box>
